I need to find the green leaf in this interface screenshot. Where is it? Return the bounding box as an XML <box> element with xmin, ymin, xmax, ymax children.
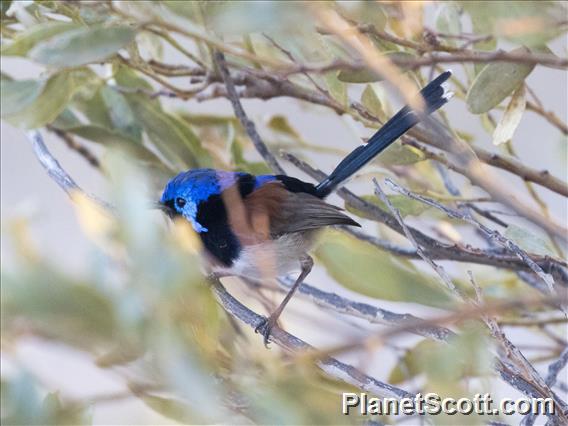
<box><xmin>345</xmin><ymin>194</ymin><xmax>431</xmax><ymax>218</ymax></box>
<box><xmin>377</xmin><ymin>143</ymin><xmax>425</xmax><ymax>165</ymax></box>
<box><xmin>338</xmin><ymin>68</ymin><xmax>382</xmax><ymax>84</ymax></box>
<box><xmin>462</xmin><ymin>1</ymin><xmax>566</xmax><ymax>47</ymax></box>
<box><xmin>49</xmin><ymin>122</ymin><xmax>173</xmax><ymax>175</ymax></box>
<box><xmin>337</xmin><ymin>52</ymin><xmax>415</xmax><ymax>83</ymax></box>
<box><xmin>206</xmin><ymin>2</ymin><xmax>313</xmax><ymax>36</ymax></box>
<box><xmin>493</xmin><ymin>84</ymin><xmax>526</xmax><ymax>146</ymax></box>
<box><xmin>315</xmin><ymin>231</ymin><xmax>453</xmax><ymax>307</ymax></box>
<box><xmin>1</xmin><ymin>0</ymin><xmax>11</xmax><ymax>16</ymax></box>
<box><xmin>29</xmin><ymin>25</ymin><xmax>136</xmax><ymax>67</ymax></box>
<box><xmin>100</xmin><ymin>86</ymin><xmax>142</xmax><ymax>141</ymax></box>
<box><xmin>74</xmin><ymin>88</ymin><xmax>112</xmax><ymax>128</ymax></box>
<box><xmin>1</xmin><ymin>268</ymin><xmax>116</xmax><ymax>347</ymax></box>
<box><xmin>323</xmin><ymin>72</ymin><xmax>347</xmax><ymax>108</ymax></box>
<box><xmin>1</xmin><ymin>21</ymin><xmax>80</xmax><ymax>56</ymax></box>
<box><xmin>504</xmin><ymin>225</ymin><xmax>555</xmax><ymax>257</ymax></box>
<box><xmin>129</xmin><ymin>96</ymin><xmax>212</xmax><ymax>169</ymax></box>
<box><xmin>389</xmin><ymin>340</ymin><xmax>441</xmax><ymax>384</ymax></box>
<box><xmin>2</xmin><ymin>71</ymin><xmax>83</xmax><ymax>128</ymax></box>
<box><xmin>138</xmin><ymin>394</ymin><xmax>193</xmax><ymax>424</ymax></box>
<box><xmin>435</xmin><ymin>3</ymin><xmax>462</xmax><ymax>47</ymax></box>
<box><xmin>361</xmin><ymin>84</ymin><xmax>387</xmax><ymax>120</ymax></box>
<box><xmin>267</xmin><ymin>115</ymin><xmax>300</xmax><ymax>139</ymax></box>
<box><xmin>0</xmin><ymin>79</ymin><xmax>44</xmax><ymax>116</ymax></box>
<box><xmin>466</xmin><ymin>47</ymin><xmax>535</xmax><ymax>114</ymax></box>
<box><xmin>389</xmin><ymin>327</ymin><xmax>491</xmax><ymax>385</ymax></box>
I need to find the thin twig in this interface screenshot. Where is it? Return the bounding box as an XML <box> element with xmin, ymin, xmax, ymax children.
<box><xmin>209</xmin><ymin>276</ymin><xmax>413</xmax><ymax>400</ymax></box>
<box><xmin>277</xmin><ymin>276</ymin><xmax>454</xmax><ymax>343</ymax></box>
<box><xmin>214</xmin><ymin>51</ymin><xmax>285</xmax><ymax>174</ymax></box>
<box><xmin>47</xmin><ymin>126</ymin><xmax>101</xmax><ymax>169</ymax></box>
<box><xmin>374</xmin><ymin>179</ymin><xmax>460</xmax><ymax>297</ymax></box>
<box><xmin>384</xmin><ymin>178</ymin><xmax>562</xmax><ymax>300</ymax></box>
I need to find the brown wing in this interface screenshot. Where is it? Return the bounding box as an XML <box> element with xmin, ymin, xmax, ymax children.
<box><xmin>243</xmin><ymin>182</ymin><xmax>360</xmax><ymax>238</ymax></box>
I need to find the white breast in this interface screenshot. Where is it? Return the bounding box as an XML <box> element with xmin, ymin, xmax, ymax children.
<box><xmin>212</xmin><ymin>231</ymin><xmax>315</xmax><ymax>281</ymax></box>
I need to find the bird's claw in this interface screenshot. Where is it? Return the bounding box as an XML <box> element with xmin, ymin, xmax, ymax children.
<box><xmin>255</xmin><ymin>317</ymin><xmax>274</xmax><ymax>348</ymax></box>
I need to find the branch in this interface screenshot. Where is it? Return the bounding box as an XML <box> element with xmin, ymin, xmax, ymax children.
<box><xmin>384</xmin><ymin>178</ymin><xmax>563</xmax><ymax>301</ymax></box>
<box><xmin>277</xmin><ymin>276</ymin><xmax>454</xmax><ymax>343</ymax></box>
<box><xmin>47</xmin><ymin>126</ymin><xmax>101</xmax><ymax>169</ymax></box>
<box><xmin>281</xmin><ymin>151</ymin><xmax>568</xmax><ymax>282</ymax></box>
<box><xmin>374</xmin><ymin>179</ymin><xmax>460</xmax><ymax>297</ymax></box>
<box><xmin>209</xmin><ymin>276</ymin><xmax>413</xmax><ymax>400</ymax></box>
<box><xmin>213</xmin><ymin>51</ymin><xmax>285</xmax><ymax>174</ymax></box>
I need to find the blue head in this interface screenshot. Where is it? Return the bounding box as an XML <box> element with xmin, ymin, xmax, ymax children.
<box><xmin>160</xmin><ymin>168</ymin><xmax>276</xmax><ymax>233</ymax></box>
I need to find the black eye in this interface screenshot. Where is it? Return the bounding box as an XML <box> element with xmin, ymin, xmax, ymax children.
<box><xmin>175</xmin><ymin>197</ymin><xmax>186</xmax><ymax>208</ymax></box>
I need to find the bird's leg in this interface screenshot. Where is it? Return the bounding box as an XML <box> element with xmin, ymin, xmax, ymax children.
<box><xmin>255</xmin><ymin>254</ymin><xmax>313</xmax><ymax>347</ymax></box>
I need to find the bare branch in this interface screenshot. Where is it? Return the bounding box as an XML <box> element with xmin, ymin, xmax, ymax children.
<box><xmin>384</xmin><ymin>178</ymin><xmax>562</xmax><ymax>300</ymax></box>
<box><xmin>374</xmin><ymin>179</ymin><xmax>460</xmax><ymax>297</ymax></box>
<box><xmin>209</xmin><ymin>276</ymin><xmax>413</xmax><ymax>400</ymax></box>
<box><xmin>277</xmin><ymin>276</ymin><xmax>454</xmax><ymax>343</ymax></box>
<box><xmin>281</xmin><ymin>151</ymin><xmax>568</xmax><ymax>281</ymax></box>
<box><xmin>214</xmin><ymin>51</ymin><xmax>285</xmax><ymax>174</ymax></box>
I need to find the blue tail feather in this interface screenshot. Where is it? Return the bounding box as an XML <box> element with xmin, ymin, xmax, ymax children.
<box><xmin>315</xmin><ymin>70</ymin><xmax>453</xmax><ymax>198</ymax></box>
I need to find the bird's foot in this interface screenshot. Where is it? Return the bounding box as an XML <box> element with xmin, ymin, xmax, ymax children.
<box><xmin>254</xmin><ymin>316</ymin><xmax>276</xmax><ymax>348</ymax></box>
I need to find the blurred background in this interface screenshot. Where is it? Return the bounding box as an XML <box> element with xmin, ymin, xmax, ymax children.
<box><xmin>1</xmin><ymin>1</ymin><xmax>567</xmax><ymax>424</ymax></box>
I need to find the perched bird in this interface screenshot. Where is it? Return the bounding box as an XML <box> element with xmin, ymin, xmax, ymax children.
<box><xmin>160</xmin><ymin>70</ymin><xmax>453</xmax><ymax>345</ymax></box>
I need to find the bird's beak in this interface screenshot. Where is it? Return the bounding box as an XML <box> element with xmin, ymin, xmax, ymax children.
<box><xmin>152</xmin><ymin>200</ymin><xmax>175</xmax><ymax>217</ymax></box>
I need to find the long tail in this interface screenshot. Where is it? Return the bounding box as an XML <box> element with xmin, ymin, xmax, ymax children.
<box><xmin>315</xmin><ymin>70</ymin><xmax>453</xmax><ymax>198</ymax></box>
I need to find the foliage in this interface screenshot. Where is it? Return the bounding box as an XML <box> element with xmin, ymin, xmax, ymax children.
<box><xmin>1</xmin><ymin>1</ymin><xmax>567</xmax><ymax>424</ymax></box>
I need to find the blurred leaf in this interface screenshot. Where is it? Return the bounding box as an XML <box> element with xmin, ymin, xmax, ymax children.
<box><xmin>1</xmin><ymin>268</ymin><xmax>116</xmax><ymax>347</ymax></box>
<box><xmin>493</xmin><ymin>84</ymin><xmax>526</xmax><ymax>146</ymax></box>
<box><xmin>2</xmin><ymin>71</ymin><xmax>88</xmax><ymax>128</ymax></box>
<box><xmin>73</xmin><ymin>86</ymin><xmax>113</xmax><ymax>128</ymax></box>
<box><xmin>50</xmin><ymin>123</ymin><xmax>173</xmax><ymax>175</ymax></box>
<box><xmin>0</xmin><ymin>79</ymin><xmax>44</xmax><ymax>116</ymax></box>
<box><xmin>42</xmin><ymin>392</ymin><xmax>86</xmax><ymax>425</ymax></box>
<box><xmin>1</xmin><ymin>0</ymin><xmax>11</xmax><ymax>16</ymax></box>
<box><xmin>181</xmin><ymin>113</ymin><xmax>236</xmax><ymax>127</ymax></box>
<box><xmin>361</xmin><ymin>84</ymin><xmax>387</xmax><ymax>120</ymax></box>
<box><xmin>504</xmin><ymin>225</ymin><xmax>555</xmax><ymax>257</ymax></box>
<box><xmin>436</xmin><ymin>2</ymin><xmax>462</xmax><ymax>47</ymax></box>
<box><xmin>113</xmin><ymin>63</ymin><xmax>153</xmax><ymax>91</ymax></box>
<box><xmin>267</xmin><ymin>115</ymin><xmax>300</xmax><ymax>139</ymax></box>
<box><xmin>206</xmin><ymin>2</ymin><xmax>313</xmax><ymax>36</ymax></box>
<box><xmin>337</xmin><ymin>52</ymin><xmax>415</xmax><ymax>83</ymax></box>
<box><xmin>315</xmin><ymin>231</ymin><xmax>453</xmax><ymax>307</ymax></box>
<box><xmin>1</xmin><ymin>21</ymin><xmax>80</xmax><ymax>56</ymax></box>
<box><xmin>1</xmin><ymin>372</ymin><xmax>44</xmax><ymax>425</ymax></box>
<box><xmin>129</xmin><ymin>95</ymin><xmax>212</xmax><ymax>169</ymax></box>
<box><xmin>390</xmin><ymin>326</ymin><xmax>492</xmax><ymax>385</ymax></box>
<box><xmin>346</xmin><ymin>194</ymin><xmax>431</xmax><ymax>218</ymax></box>
<box><xmin>377</xmin><ymin>143</ymin><xmax>425</xmax><ymax>165</ymax></box>
<box><xmin>466</xmin><ymin>47</ymin><xmax>535</xmax><ymax>114</ymax></box>
<box><xmin>463</xmin><ymin>1</ymin><xmax>566</xmax><ymax>47</ymax></box>
<box><xmin>162</xmin><ymin>0</ymin><xmax>198</xmax><ymax>20</ymax></box>
<box><xmin>100</xmin><ymin>86</ymin><xmax>142</xmax><ymax>141</ymax></box>
<box><xmin>389</xmin><ymin>340</ymin><xmax>440</xmax><ymax>384</ymax></box>
<box><xmin>337</xmin><ymin>1</ymin><xmax>387</xmax><ymax>31</ymax></box>
<box><xmin>29</xmin><ymin>25</ymin><xmax>136</xmax><ymax>67</ymax></box>
<box><xmin>138</xmin><ymin>394</ymin><xmax>193</xmax><ymax>424</ymax></box>
<box><xmin>323</xmin><ymin>72</ymin><xmax>348</xmax><ymax>108</ymax></box>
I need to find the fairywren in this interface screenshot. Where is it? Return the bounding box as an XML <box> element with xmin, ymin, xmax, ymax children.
<box><xmin>160</xmin><ymin>71</ymin><xmax>453</xmax><ymax>345</ymax></box>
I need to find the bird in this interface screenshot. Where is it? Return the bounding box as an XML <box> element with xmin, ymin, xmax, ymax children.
<box><xmin>159</xmin><ymin>70</ymin><xmax>453</xmax><ymax>346</ymax></box>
